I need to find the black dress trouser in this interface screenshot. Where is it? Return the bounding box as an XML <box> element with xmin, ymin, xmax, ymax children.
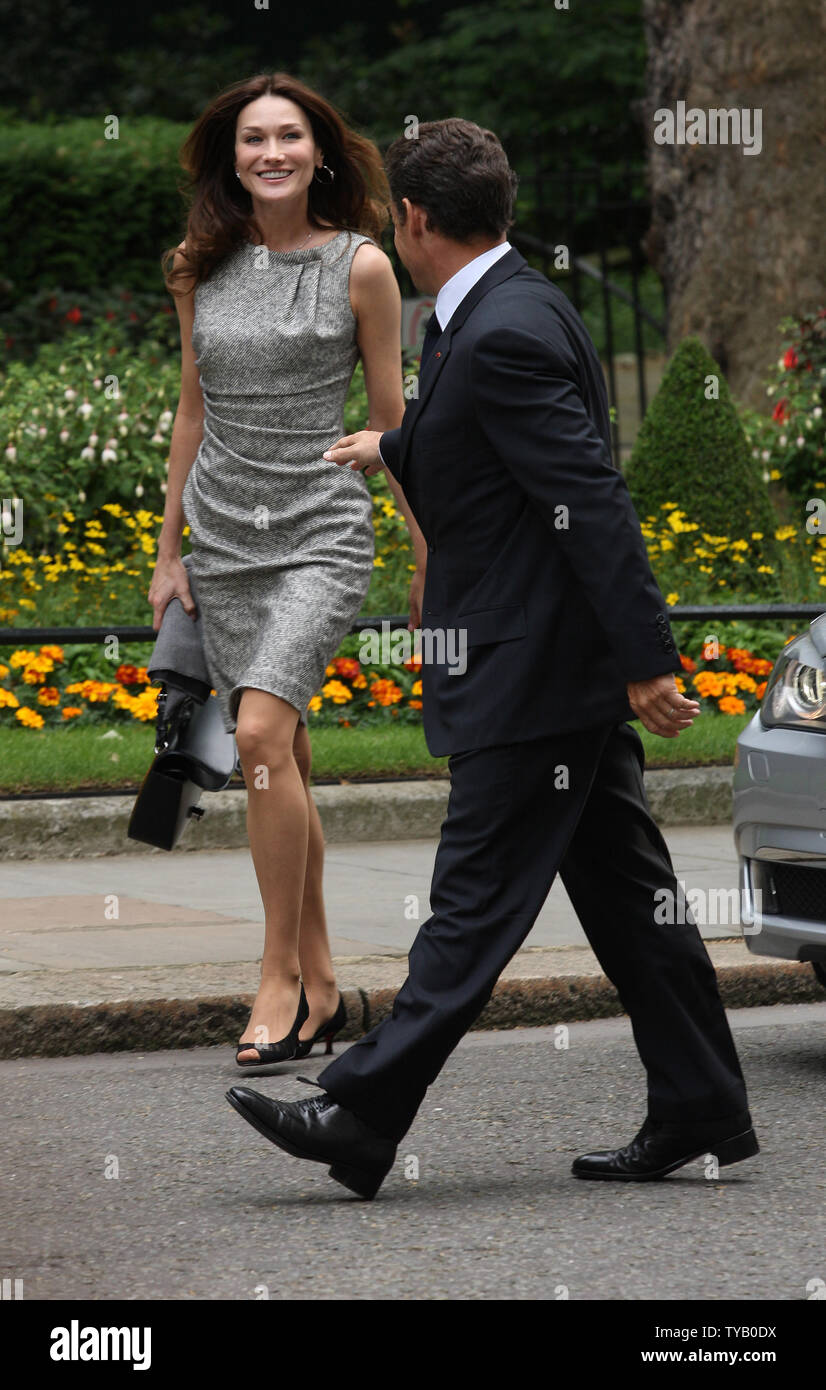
<box><xmin>317</xmin><ymin>720</ymin><xmax>750</xmax><ymax>1143</ymax></box>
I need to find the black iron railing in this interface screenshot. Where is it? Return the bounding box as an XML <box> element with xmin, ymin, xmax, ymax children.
<box><xmin>0</xmin><ymin>605</ymin><xmax>822</xmax><ymax>649</ymax></box>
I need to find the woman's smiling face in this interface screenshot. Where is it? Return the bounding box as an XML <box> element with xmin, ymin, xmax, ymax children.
<box><xmin>234</xmin><ymin>94</ymin><xmax>323</xmax><ymax>203</ymax></box>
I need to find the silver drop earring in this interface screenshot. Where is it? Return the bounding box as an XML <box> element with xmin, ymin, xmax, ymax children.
<box><xmin>313</xmin><ymin>164</ymin><xmax>335</xmax><ymax>184</ymax></box>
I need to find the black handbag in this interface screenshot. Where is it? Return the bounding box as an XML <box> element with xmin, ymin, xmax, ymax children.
<box><xmin>127</xmin><ymin>556</ymin><xmax>240</xmax><ymax>850</ymax></box>
<box><xmin>127</xmin><ymin>677</ymin><xmax>239</xmax><ymax>850</ymax></box>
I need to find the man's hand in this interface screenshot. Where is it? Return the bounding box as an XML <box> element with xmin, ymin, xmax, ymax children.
<box><xmin>323</xmin><ymin>430</ymin><xmax>384</xmax><ymax>477</ymax></box>
<box><xmin>627</xmin><ymin>672</ymin><xmax>700</xmax><ymax>738</ymax></box>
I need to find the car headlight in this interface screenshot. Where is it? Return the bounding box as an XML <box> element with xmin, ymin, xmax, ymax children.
<box><xmin>760</xmin><ymin>638</ymin><xmax>826</xmax><ymax>731</ymax></box>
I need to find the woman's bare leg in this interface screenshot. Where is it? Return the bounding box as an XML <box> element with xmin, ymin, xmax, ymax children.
<box><xmin>292</xmin><ymin>720</ymin><xmax>340</xmax><ymax>1041</ymax></box>
<box><xmin>235</xmin><ymin>688</ymin><xmax>308</xmax><ymax>1060</ymax></box>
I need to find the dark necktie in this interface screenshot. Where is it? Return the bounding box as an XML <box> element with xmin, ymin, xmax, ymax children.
<box><xmin>419</xmin><ymin>311</ymin><xmax>441</xmax><ymax>375</ymax></box>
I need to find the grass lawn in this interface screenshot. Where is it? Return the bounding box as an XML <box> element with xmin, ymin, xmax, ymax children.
<box><xmin>0</xmin><ymin>712</ymin><xmax>753</xmax><ymax>796</ymax></box>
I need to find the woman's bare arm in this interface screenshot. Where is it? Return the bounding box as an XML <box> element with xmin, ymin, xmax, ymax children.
<box><xmin>149</xmin><ymin>244</ymin><xmax>203</xmax><ymax>626</ymax></box>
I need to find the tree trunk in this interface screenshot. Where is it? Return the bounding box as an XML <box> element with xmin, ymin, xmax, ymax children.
<box><xmin>641</xmin><ymin>0</ymin><xmax>826</xmax><ymax>407</ymax></box>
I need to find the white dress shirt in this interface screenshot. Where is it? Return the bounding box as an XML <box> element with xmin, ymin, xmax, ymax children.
<box><xmin>377</xmin><ymin>240</ymin><xmax>512</xmax><ymax>465</ymax></box>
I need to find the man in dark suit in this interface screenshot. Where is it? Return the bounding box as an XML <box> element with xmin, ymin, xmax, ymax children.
<box><xmin>226</xmin><ymin>119</ymin><xmax>757</xmax><ymax>1199</ymax></box>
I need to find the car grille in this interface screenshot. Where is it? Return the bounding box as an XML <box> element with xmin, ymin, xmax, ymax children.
<box><xmin>768</xmin><ymin>862</ymin><xmax>826</xmax><ymax>922</ymax></box>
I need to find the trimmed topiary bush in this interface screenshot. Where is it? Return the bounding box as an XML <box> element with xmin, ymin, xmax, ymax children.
<box><xmin>624</xmin><ymin>336</ymin><xmax>793</xmax><ymax>597</ymax></box>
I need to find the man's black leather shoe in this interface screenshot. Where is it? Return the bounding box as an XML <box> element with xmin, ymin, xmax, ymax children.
<box><xmin>225</xmin><ymin>1084</ymin><xmax>397</xmax><ymax>1199</ymax></box>
<box><xmin>572</xmin><ymin>1115</ymin><xmax>759</xmax><ymax>1181</ymax></box>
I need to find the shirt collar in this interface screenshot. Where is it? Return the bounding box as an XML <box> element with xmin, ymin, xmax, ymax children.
<box><xmin>434</xmin><ymin>241</ymin><xmax>512</xmax><ymax>330</ymax></box>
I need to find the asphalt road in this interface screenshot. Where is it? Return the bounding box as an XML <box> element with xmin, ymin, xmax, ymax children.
<box><xmin>2</xmin><ymin>1003</ymin><xmax>824</xmax><ymax>1301</ymax></box>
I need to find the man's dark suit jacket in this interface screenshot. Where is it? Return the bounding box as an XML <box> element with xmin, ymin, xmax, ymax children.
<box><xmin>378</xmin><ymin>246</ymin><xmax>683</xmax><ymax>757</ymax></box>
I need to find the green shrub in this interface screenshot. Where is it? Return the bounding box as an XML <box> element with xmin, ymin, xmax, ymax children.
<box><xmin>624</xmin><ymin>336</ymin><xmax>791</xmax><ymax>596</ymax></box>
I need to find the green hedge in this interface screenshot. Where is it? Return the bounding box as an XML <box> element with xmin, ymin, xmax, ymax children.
<box><xmin>0</xmin><ymin>117</ymin><xmax>190</xmax><ymax>308</ymax></box>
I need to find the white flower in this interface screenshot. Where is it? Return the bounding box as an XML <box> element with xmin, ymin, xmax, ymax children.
<box><xmin>64</xmin><ymin>388</ymin><xmax>77</xmax><ymax>400</ymax></box>
<box><xmin>135</xmin><ymin>483</ymin><xmax>144</xmax><ymax>497</ymax></box>
<box><xmin>101</xmin><ymin>448</ymin><xmax>117</xmax><ymax>462</ymax></box>
<box><xmin>88</xmin><ymin>433</ymin><xmax>98</xmax><ymax>446</ymax></box>
<box><xmin>158</xmin><ymin>410</ymin><xmax>173</xmax><ymax>428</ymax></box>
<box><xmin>779</xmin><ymin>435</ymin><xmax>787</xmax><ymax>447</ymax></box>
<box><xmin>5</xmin><ymin>445</ymin><xmax>16</xmax><ymax>461</ymax></box>
<box><xmin>78</xmin><ymin>490</ymin><xmax>86</xmax><ymax>503</ymax></box>
<box><xmin>766</xmin><ymin>386</ymin><xmax>775</xmax><ymax>396</ymax></box>
<box><xmin>80</xmin><ymin>446</ymin><xmax>95</xmax><ymax>460</ymax></box>
<box><xmin>796</xmin><ymin>436</ymin><xmax>806</xmax><ymax>447</ymax></box>
<box><xmin>150</xmin><ymin>432</ymin><xmax>165</xmax><ymax>445</ymax></box>
<box><xmin>118</xmin><ymin>425</ymin><xmax>128</xmax><ymax>437</ymax></box>
<box><xmin>814</xmin><ymin>407</ymin><xmax>823</xmax><ymax>419</ymax></box>
<box><xmin>117</xmin><ymin>411</ymin><xmax>129</xmax><ymax>422</ymax></box>
<box><xmin>92</xmin><ymin>378</ymin><xmax>102</xmax><ymax>389</ymax></box>
<box><xmin>806</xmin><ymin>418</ymin><xmax>813</xmax><ymax>429</ymax></box>
<box><xmin>778</xmin><ymin>358</ymin><xmax>786</xmax><ymax>370</ymax></box>
<box><xmin>58</xmin><ymin>363</ymin><xmax>66</xmax><ymax>374</ymax></box>
<box><xmin>160</xmin><ymin>481</ymin><xmax>167</xmax><ymax>493</ymax></box>
<box><xmin>761</xmin><ymin>450</ymin><xmax>771</xmax><ymax>461</ymax></box>
<box><xmin>59</xmin><ymin>429</ymin><xmax>70</xmax><ymax>442</ymax></box>
<box><xmin>38</xmin><ymin>426</ymin><xmax>47</xmax><ymax>437</ymax></box>
<box><xmin>752</xmin><ymin>447</ymin><xmax>759</xmax><ymax>458</ymax></box>
<box><xmin>762</xmin><ymin>471</ymin><xmax>771</xmax><ymax>484</ymax></box>
<box><xmin>77</xmin><ymin>400</ymin><xmax>93</xmax><ymax>418</ymax></box>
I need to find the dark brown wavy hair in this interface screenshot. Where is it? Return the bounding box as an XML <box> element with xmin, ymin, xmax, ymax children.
<box><xmin>162</xmin><ymin>72</ymin><xmax>390</xmax><ymax>295</ymax></box>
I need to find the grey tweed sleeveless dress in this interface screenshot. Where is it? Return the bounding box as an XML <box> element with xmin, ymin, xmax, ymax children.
<box><xmin>181</xmin><ymin>229</ymin><xmax>377</xmax><ymax>733</ymax></box>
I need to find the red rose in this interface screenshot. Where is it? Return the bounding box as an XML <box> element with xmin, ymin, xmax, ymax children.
<box><xmin>783</xmin><ymin>348</ymin><xmax>798</xmax><ymax>370</ymax></box>
<box><xmin>65</xmin><ymin>306</ymin><xmax>82</xmax><ymax>324</ymax></box>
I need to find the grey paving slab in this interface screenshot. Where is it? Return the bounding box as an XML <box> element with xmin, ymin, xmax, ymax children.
<box><xmin>0</xmin><ymin>828</ymin><xmax>742</xmax><ymax>980</ymax></box>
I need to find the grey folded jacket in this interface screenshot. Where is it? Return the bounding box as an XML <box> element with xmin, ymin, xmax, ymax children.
<box><xmin>146</xmin><ymin>553</ymin><xmax>212</xmax><ymax>695</ymax></box>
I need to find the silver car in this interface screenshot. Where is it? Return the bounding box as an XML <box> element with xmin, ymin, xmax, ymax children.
<box><xmin>733</xmin><ymin>611</ymin><xmax>826</xmax><ymax>992</ymax></box>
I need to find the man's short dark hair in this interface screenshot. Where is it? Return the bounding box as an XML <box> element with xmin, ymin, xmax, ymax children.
<box><xmin>384</xmin><ymin>118</ymin><xmax>518</xmax><ymax>243</ymax></box>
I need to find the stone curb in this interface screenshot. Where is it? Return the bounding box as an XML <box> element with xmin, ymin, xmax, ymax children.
<box><xmin>0</xmin><ymin>766</ymin><xmax>735</xmax><ymax>859</ymax></box>
<box><xmin>0</xmin><ymin>959</ymin><xmax>817</xmax><ymax>1061</ymax></box>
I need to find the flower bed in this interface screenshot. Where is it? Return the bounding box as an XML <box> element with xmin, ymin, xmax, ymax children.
<box><xmin>0</xmin><ymin>636</ymin><xmax>779</xmax><ymax>733</ymax></box>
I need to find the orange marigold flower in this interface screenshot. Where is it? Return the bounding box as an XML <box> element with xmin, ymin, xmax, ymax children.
<box><xmin>0</xmin><ymin>688</ymin><xmax>20</xmax><ymax>708</ymax></box>
<box><xmin>369</xmin><ymin>678</ymin><xmax>403</xmax><ymax>706</ymax></box>
<box><xmin>755</xmin><ymin>681</ymin><xmax>767</xmax><ymax>700</ymax></box>
<box><xmin>39</xmin><ymin>644</ymin><xmax>64</xmax><ymax>662</ymax></box>
<box><xmin>332</xmin><ymin>657</ymin><xmax>361</xmax><ymax>680</ymax></box>
<box><xmin>36</xmin><ymin>686</ymin><xmax>60</xmax><ymax>706</ymax></box>
<box><xmin>679</xmin><ymin>654</ymin><xmax>696</xmax><ymax>674</ymax></box>
<box><xmin>352</xmin><ymin>673</ymin><xmax>368</xmax><ymax>688</ymax></box>
<box><xmin>61</xmin><ymin>706</ymin><xmax>83</xmax><ymax>720</ymax></box>
<box><xmin>408</xmin><ymin>698</ymin><xmax>423</xmax><ymax>709</ymax></box>
<box><xmin>403</xmin><ymin>654</ymin><xmax>422</xmax><ymax>672</ymax></box>
<box><xmin>116</xmin><ymin>664</ymin><xmax>141</xmax><ymax>685</ymax></box>
<box><xmin>718</xmin><ymin>695</ymin><xmax>746</xmax><ymax>715</ymax></box>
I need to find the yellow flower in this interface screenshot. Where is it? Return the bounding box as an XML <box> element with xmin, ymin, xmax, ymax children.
<box><xmin>322</xmin><ymin>680</ymin><xmax>353</xmax><ymax>704</ymax></box>
<box><xmin>15</xmin><ymin>706</ymin><xmax>44</xmax><ymax>729</ymax></box>
<box><xmin>307</xmin><ymin>694</ymin><xmax>322</xmax><ymax>713</ymax></box>
<box><xmin>0</xmin><ymin>688</ymin><xmax>20</xmax><ymax>708</ymax></box>
<box><xmin>665</xmin><ymin>593</ymin><xmax>679</xmax><ymax>606</ymax></box>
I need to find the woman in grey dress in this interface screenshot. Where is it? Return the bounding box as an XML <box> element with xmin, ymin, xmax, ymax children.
<box><xmin>150</xmin><ymin>73</ymin><xmax>425</xmax><ymax>1065</ymax></box>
